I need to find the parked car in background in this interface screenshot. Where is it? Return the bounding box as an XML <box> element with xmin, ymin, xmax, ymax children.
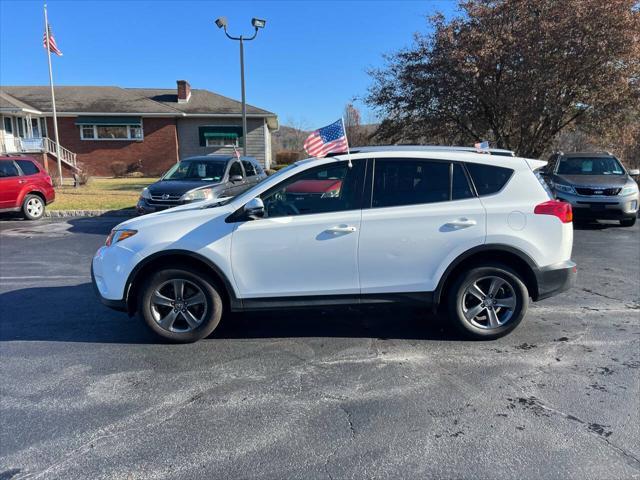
<box><xmin>544</xmin><ymin>152</ymin><xmax>639</xmax><ymax>227</ymax></box>
<box><xmin>94</xmin><ymin>146</ymin><xmax>576</xmax><ymax>343</ymax></box>
<box><xmin>0</xmin><ymin>155</ymin><xmax>55</xmax><ymax>220</ymax></box>
<box><xmin>136</xmin><ymin>155</ymin><xmax>266</xmax><ymax>215</ymax></box>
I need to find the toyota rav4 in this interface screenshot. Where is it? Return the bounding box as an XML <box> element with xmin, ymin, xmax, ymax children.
<box><xmin>92</xmin><ymin>146</ymin><xmax>576</xmax><ymax>343</ymax></box>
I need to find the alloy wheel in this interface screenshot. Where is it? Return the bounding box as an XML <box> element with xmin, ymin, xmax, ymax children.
<box><xmin>26</xmin><ymin>197</ymin><xmax>43</xmax><ymax>217</ymax></box>
<box><xmin>461</xmin><ymin>276</ymin><xmax>517</xmax><ymax>329</ymax></box>
<box><xmin>150</xmin><ymin>279</ymin><xmax>208</xmax><ymax>333</ymax></box>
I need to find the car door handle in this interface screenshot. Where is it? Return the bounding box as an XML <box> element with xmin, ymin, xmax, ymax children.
<box><xmin>326</xmin><ymin>225</ymin><xmax>357</xmax><ymax>234</ymax></box>
<box><xmin>444</xmin><ymin>218</ymin><xmax>477</xmax><ymax>228</ymax></box>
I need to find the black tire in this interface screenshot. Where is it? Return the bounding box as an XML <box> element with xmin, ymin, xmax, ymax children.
<box><xmin>139</xmin><ymin>267</ymin><xmax>223</xmax><ymax>343</ymax></box>
<box><xmin>620</xmin><ymin>217</ymin><xmax>636</xmax><ymax>227</ymax></box>
<box><xmin>22</xmin><ymin>194</ymin><xmax>45</xmax><ymax>220</ymax></box>
<box><xmin>447</xmin><ymin>264</ymin><xmax>529</xmax><ymax>340</ymax></box>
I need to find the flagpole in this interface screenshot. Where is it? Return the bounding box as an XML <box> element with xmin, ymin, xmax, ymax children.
<box><xmin>44</xmin><ymin>4</ymin><xmax>63</xmax><ymax>185</ymax></box>
<box><xmin>341</xmin><ymin>117</ymin><xmax>352</xmax><ymax>168</ymax></box>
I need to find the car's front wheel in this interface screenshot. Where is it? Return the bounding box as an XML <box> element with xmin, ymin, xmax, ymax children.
<box><xmin>139</xmin><ymin>267</ymin><xmax>223</xmax><ymax>342</ymax></box>
<box><xmin>447</xmin><ymin>265</ymin><xmax>529</xmax><ymax>340</ymax></box>
<box><xmin>22</xmin><ymin>194</ymin><xmax>45</xmax><ymax>220</ymax></box>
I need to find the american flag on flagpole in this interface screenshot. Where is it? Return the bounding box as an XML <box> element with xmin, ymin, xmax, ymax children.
<box><xmin>43</xmin><ymin>25</ymin><xmax>63</xmax><ymax>56</ymax></box>
<box><xmin>303</xmin><ymin>119</ymin><xmax>349</xmax><ymax>158</ymax></box>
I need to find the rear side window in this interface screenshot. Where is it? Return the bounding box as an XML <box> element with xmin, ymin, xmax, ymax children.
<box><xmin>242</xmin><ymin>161</ymin><xmax>257</xmax><ymax>177</ymax></box>
<box><xmin>229</xmin><ymin>161</ymin><xmax>243</xmax><ymax>177</ymax></box>
<box><xmin>16</xmin><ymin>160</ymin><xmax>40</xmax><ymax>176</ymax></box>
<box><xmin>373</xmin><ymin>160</ymin><xmax>450</xmax><ymax>208</ymax></box>
<box><xmin>452</xmin><ymin>163</ymin><xmax>474</xmax><ymax>200</ymax></box>
<box><xmin>466</xmin><ymin>163</ymin><xmax>513</xmax><ymax>196</ymax></box>
<box><xmin>0</xmin><ymin>162</ymin><xmax>19</xmax><ymax>178</ymax></box>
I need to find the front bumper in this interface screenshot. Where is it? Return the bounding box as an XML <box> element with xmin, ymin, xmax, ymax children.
<box><xmin>554</xmin><ymin>191</ymin><xmax>639</xmax><ymax>219</ymax></box>
<box><xmin>534</xmin><ymin>260</ymin><xmax>577</xmax><ymax>301</ymax></box>
<box><xmin>136</xmin><ymin>198</ymin><xmax>180</xmax><ymax>215</ymax></box>
<box><xmin>91</xmin><ymin>263</ymin><xmax>127</xmax><ymax>311</ymax></box>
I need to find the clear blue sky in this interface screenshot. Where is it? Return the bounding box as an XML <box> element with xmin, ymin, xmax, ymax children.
<box><xmin>0</xmin><ymin>0</ymin><xmax>457</xmax><ymax>127</ymax></box>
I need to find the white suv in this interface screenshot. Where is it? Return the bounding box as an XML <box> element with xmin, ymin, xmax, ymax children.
<box><xmin>92</xmin><ymin>147</ymin><xmax>576</xmax><ymax>342</ymax></box>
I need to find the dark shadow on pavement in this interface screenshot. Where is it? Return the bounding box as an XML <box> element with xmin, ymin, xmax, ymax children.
<box><xmin>0</xmin><ymin>283</ymin><xmax>457</xmax><ymax>344</ymax></box>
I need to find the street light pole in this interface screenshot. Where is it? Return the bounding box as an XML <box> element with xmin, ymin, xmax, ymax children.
<box><xmin>215</xmin><ymin>17</ymin><xmax>266</xmax><ymax>157</ymax></box>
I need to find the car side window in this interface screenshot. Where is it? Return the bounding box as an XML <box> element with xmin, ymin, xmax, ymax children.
<box><xmin>16</xmin><ymin>160</ymin><xmax>39</xmax><ymax>176</ymax></box>
<box><xmin>466</xmin><ymin>163</ymin><xmax>514</xmax><ymax>196</ymax></box>
<box><xmin>372</xmin><ymin>159</ymin><xmax>450</xmax><ymax>208</ymax></box>
<box><xmin>260</xmin><ymin>160</ymin><xmax>365</xmax><ymax>218</ymax></box>
<box><xmin>452</xmin><ymin>163</ymin><xmax>474</xmax><ymax>200</ymax></box>
<box><xmin>242</xmin><ymin>161</ymin><xmax>257</xmax><ymax>177</ymax></box>
<box><xmin>229</xmin><ymin>161</ymin><xmax>243</xmax><ymax>178</ymax></box>
<box><xmin>0</xmin><ymin>162</ymin><xmax>19</xmax><ymax>178</ymax></box>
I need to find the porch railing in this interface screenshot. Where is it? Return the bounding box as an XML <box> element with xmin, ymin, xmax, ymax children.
<box><xmin>43</xmin><ymin>137</ymin><xmax>77</xmax><ymax>169</ymax></box>
<box><xmin>0</xmin><ymin>136</ymin><xmax>77</xmax><ymax>169</ymax></box>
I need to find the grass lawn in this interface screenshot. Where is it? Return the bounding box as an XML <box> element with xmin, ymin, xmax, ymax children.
<box><xmin>49</xmin><ymin>177</ymin><xmax>158</xmax><ymax>211</ymax></box>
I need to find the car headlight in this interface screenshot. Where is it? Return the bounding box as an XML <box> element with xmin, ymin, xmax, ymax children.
<box><xmin>105</xmin><ymin>229</ymin><xmax>137</xmax><ymax>246</ymax></box>
<box><xmin>554</xmin><ymin>183</ymin><xmax>576</xmax><ymax>194</ymax></box>
<box><xmin>140</xmin><ymin>187</ymin><xmax>151</xmax><ymax>200</ymax></box>
<box><xmin>321</xmin><ymin>189</ymin><xmax>340</xmax><ymax>198</ymax></box>
<box><xmin>181</xmin><ymin>188</ymin><xmax>214</xmax><ymax>202</ymax></box>
<box><xmin>620</xmin><ymin>184</ymin><xmax>639</xmax><ymax>196</ymax></box>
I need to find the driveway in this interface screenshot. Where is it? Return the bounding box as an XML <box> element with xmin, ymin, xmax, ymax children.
<box><xmin>0</xmin><ymin>217</ymin><xmax>638</xmax><ymax>479</ymax></box>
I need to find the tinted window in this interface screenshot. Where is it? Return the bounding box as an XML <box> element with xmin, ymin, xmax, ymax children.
<box><xmin>556</xmin><ymin>156</ymin><xmax>624</xmax><ymax>176</ymax></box>
<box><xmin>229</xmin><ymin>161</ymin><xmax>243</xmax><ymax>177</ymax></box>
<box><xmin>261</xmin><ymin>160</ymin><xmax>364</xmax><ymax>218</ymax></box>
<box><xmin>466</xmin><ymin>163</ymin><xmax>513</xmax><ymax>196</ymax></box>
<box><xmin>242</xmin><ymin>161</ymin><xmax>257</xmax><ymax>177</ymax></box>
<box><xmin>16</xmin><ymin>160</ymin><xmax>39</xmax><ymax>176</ymax></box>
<box><xmin>163</xmin><ymin>160</ymin><xmax>226</xmax><ymax>181</ymax></box>
<box><xmin>0</xmin><ymin>161</ymin><xmax>19</xmax><ymax>178</ymax></box>
<box><xmin>452</xmin><ymin>163</ymin><xmax>474</xmax><ymax>200</ymax></box>
<box><xmin>372</xmin><ymin>160</ymin><xmax>450</xmax><ymax>208</ymax></box>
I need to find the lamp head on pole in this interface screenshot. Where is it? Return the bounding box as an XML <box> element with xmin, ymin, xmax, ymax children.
<box><xmin>251</xmin><ymin>18</ymin><xmax>266</xmax><ymax>29</ymax></box>
<box><xmin>214</xmin><ymin>17</ymin><xmax>227</xmax><ymax>29</ymax></box>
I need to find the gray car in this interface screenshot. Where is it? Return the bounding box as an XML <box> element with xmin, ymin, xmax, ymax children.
<box><xmin>137</xmin><ymin>155</ymin><xmax>267</xmax><ymax>215</ymax></box>
<box><xmin>544</xmin><ymin>152</ymin><xmax>639</xmax><ymax>226</ymax></box>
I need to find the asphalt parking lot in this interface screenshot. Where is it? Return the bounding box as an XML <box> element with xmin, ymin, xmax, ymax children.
<box><xmin>0</xmin><ymin>216</ymin><xmax>638</xmax><ymax>480</ymax></box>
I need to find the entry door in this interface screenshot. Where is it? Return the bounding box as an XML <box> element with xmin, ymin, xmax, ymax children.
<box><xmin>2</xmin><ymin>117</ymin><xmax>15</xmax><ymax>151</ymax></box>
<box><xmin>230</xmin><ymin>160</ymin><xmax>366</xmax><ymax>298</ymax></box>
<box><xmin>358</xmin><ymin>159</ymin><xmax>487</xmax><ymax>294</ymax></box>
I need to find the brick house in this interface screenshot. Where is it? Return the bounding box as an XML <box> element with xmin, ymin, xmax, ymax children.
<box><xmin>0</xmin><ymin>81</ymin><xmax>278</xmax><ymax>176</ymax></box>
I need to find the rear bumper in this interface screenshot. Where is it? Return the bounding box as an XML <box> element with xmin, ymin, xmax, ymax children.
<box><xmin>534</xmin><ymin>260</ymin><xmax>577</xmax><ymax>301</ymax></box>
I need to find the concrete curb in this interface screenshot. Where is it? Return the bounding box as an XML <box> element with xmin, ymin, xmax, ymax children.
<box><xmin>45</xmin><ymin>209</ymin><xmax>136</xmax><ymax>218</ymax></box>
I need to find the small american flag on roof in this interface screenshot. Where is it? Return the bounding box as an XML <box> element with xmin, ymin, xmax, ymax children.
<box><xmin>474</xmin><ymin>140</ymin><xmax>489</xmax><ymax>150</ymax></box>
<box><xmin>303</xmin><ymin>119</ymin><xmax>349</xmax><ymax>158</ymax></box>
<box><xmin>43</xmin><ymin>25</ymin><xmax>63</xmax><ymax>56</ymax></box>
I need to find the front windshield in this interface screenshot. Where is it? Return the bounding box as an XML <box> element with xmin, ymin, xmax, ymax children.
<box><xmin>556</xmin><ymin>157</ymin><xmax>625</xmax><ymax>175</ymax></box>
<box><xmin>163</xmin><ymin>160</ymin><xmax>226</xmax><ymax>181</ymax></box>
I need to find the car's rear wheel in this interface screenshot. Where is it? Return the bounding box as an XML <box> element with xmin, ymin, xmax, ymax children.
<box><xmin>139</xmin><ymin>267</ymin><xmax>223</xmax><ymax>343</ymax></box>
<box><xmin>22</xmin><ymin>194</ymin><xmax>45</xmax><ymax>220</ymax></box>
<box><xmin>620</xmin><ymin>216</ymin><xmax>636</xmax><ymax>227</ymax></box>
<box><xmin>447</xmin><ymin>265</ymin><xmax>529</xmax><ymax>340</ymax></box>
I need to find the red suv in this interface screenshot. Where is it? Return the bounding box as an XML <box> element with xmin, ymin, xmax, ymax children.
<box><xmin>0</xmin><ymin>156</ymin><xmax>55</xmax><ymax>220</ymax></box>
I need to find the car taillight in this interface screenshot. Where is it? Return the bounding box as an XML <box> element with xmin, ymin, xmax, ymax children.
<box><xmin>534</xmin><ymin>200</ymin><xmax>573</xmax><ymax>223</ymax></box>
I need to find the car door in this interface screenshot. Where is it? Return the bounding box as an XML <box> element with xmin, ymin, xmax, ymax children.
<box><xmin>0</xmin><ymin>161</ymin><xmax>23</xmax><ymax>209</ymax></box>
<box><xmin>230</xmin><ymin>159</ymin><xmax>366</xmax><ymax>298</ymax></box>
<box><xmin>358</xmin><ymin>158</ymin><xmax>486</xmax><ymax>294</ymax></box>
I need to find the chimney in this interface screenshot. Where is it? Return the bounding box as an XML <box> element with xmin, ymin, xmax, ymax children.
<box><xmin>177</xmin><ymin>80</ymin><xmax>191</xmax><ymax>103</ymax></box>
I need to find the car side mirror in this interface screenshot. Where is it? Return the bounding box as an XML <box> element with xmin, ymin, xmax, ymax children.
<box><xmin>243</xmin><ymin>197</ymin><xmax>264</xmax><ymax>219</ymax></box>
<box><xmin>230</xmin><ymin>175</ymin><xmax>243</xmax><ymax>183</ymax></box>
<box><xmin>629</xmin><ymin>169</ymin><xmax>640</xmax><ymax>176</ymax></box>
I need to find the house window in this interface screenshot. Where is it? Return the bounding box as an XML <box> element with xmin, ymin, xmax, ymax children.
<box><xmin>205</xmin><ymin>134</ymin><xmax>239</xmax><ymax>147</ymax></box>
<box><xmin>199</xmin><ymin>126</ymin><xmax>244</xmax><ymax>148</ymax></box>
<box><xmin>80</xmin><ymin>123</ymin><xmax>144</xmax><ymax>140</ymax></box>
<box><xmin>81</xmin><ymin>125</ymin><xmax>95</xmax><ymax>139</ymax></box>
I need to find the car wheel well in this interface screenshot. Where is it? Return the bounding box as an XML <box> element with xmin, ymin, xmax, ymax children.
<box><xmin>126</xmin><ymin>254</ymin><xmax>231</xmax><ymax>315</ymax></box>
<box><xmin>438</xmin><ymin>250</ymin><xmax>538</xmax><ymax>304</ymax></box>
<box><xmin>24</xmin><ymin>191</ymin><xmax>46</xmax><ymax>203</ymax></box>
